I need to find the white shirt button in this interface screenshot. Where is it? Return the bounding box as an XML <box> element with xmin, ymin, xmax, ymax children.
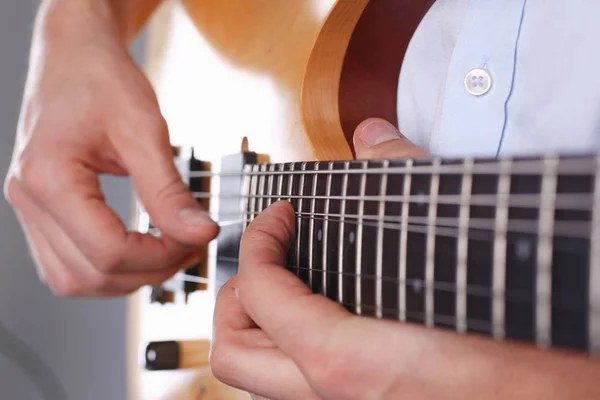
<box><xmin>464</xmin><ymin>68</ymin><xmax>492</xmax><ymax>96</ymax></box>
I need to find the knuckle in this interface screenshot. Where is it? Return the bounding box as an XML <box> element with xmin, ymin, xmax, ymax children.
<box><xmin>132</xmin><ymin>113</ymin><xmax>168</xmax><ymax>140</ymax></box>
<box><xmin>154</xmin><ymin>175</ymin><xmax>188</xmax><ymax>205</ymax></box>
<box><xmin>18</xmin><ymin>158</ymin><xmax>50</xmax><ymax>199</ymax></box>
<box><xmin>209</xmin><ymin>342</ymin><xmax>236</xmax><ymax>385</ymax></box>
<box><xmin>85</xmin><ymin>274</ymin><xmax>113</xmax><ymax>293</ymax></box>
<box><xmin>90</xmin><ymin>247</ymin><xmax>124</xmax><ymax>274</ymax></box>
<box><xmin>48</xmin><ymin>274</ymin><xmax>83</xmax><ymax>298</ymax></box>
<box><xmin>3</xmin><ymin>175</ymin><xmax>19</xmax><ymax>205</ymax></box>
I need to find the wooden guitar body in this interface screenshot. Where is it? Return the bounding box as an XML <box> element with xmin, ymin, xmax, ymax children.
<box><xmin>134</xmin><ymin>1</ymin><xmax>374</xmax><ymax>398</ymax></box>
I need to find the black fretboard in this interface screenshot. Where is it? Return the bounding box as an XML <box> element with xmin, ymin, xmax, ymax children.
<box><xmin>231</xmin><ymin>154</ymin><xmax>600</xmax><ymax>355</ymax></box>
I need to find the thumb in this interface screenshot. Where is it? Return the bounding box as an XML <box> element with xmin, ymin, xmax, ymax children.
<box><xmin>353</xmin><ymin>118</ymin><xmax>428</xmax><ymax>160</ymax></box>
<box><xmin>115</xmin><ymin>117</ymin><xmax>219</xmax><ymax>245</ymax></box>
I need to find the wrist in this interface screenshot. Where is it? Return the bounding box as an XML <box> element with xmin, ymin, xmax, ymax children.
<box><xmin>38</xmin><ymin>0</ymin><xmax>131</xmax><ymax>44</ymax></box>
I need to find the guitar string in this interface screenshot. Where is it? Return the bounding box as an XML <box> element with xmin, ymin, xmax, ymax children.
<box><xmin>193</xmin><ymin>192</ymin><xmax>593</xmax><ymax>211</ymax></box>
<box><xmin>191</xmin><ymin>213</ymin><xmax>590</xmax><ymax>240</ymax></box>
<box><xmin>186</xmin><ymin>158</ymin><xmax>597</xmax><ymax>178</ymax></box>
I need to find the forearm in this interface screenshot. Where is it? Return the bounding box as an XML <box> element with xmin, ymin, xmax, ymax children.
<box><xmin>39</xmin><ymin>0</ymin><xmax>164</xmax><ymax>45</ymax></box>
<box><xmin>382</xmin><ymin>324</ymin><xmax>600</xmax><ymax>399</ymax></box>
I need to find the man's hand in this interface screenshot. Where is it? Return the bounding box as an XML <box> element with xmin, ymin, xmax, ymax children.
<box><xmin>3</xmin><ymin>0</ymin><xmax>218</xmax><ymax>297</ymax></box>
<box><xmin>211</xmin><ymin>119</ymin><xmax>600</xmax><ymax>399</ymax></box>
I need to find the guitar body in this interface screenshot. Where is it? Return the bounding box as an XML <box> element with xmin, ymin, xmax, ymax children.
<box><xmin>134</xmin><ymin>1</ymin><xmax>365</xmax><ymax>398</ymax></box>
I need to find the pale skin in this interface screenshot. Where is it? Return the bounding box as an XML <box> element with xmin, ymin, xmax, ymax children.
<box><xmin>3</xmin><ymin>0</ymin><xmax>599</xmax><ymax>397</ymax></box>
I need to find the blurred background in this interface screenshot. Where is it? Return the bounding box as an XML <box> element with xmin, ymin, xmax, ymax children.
<box><xmin>0</xmin><ymin>1</ymin><xmax>146</xmax><ymax>398</ymax></box>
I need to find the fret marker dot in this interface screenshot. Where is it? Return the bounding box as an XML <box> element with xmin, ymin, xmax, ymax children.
<box><xmin>349</xmin><ymin>231</ymin><xmax>356</xmax><ymax>244</ymax></box>
<box><xmin>412</xmin><ymin>280</ymin><xmax>423</xmax><ymax>293</ymax></box>
<box><xmin>515</xmin><ymin>238</ymin><xmax>532</xmax><ymax>261</ymax></box>
<box><xmin>417</xmin><ymin>190</ymin><xmax>426</xmax><ymax>207</ymax></box>
<box><xmin>317</xmin><ymin>229</ymin><xmax>323</xmax><ymax>241</ymax></box>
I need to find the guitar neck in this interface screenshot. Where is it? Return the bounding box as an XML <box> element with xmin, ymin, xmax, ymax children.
<box><xmin>236</xmin><ymin>154</ymin><xmax>600</xmax><ymax>355</ymax></box>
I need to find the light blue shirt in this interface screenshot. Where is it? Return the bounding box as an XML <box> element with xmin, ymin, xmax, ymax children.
<box><xmin>397</xmin><ymin>0</ymin><xmax>600</xmax><ymax>158</ymax></box>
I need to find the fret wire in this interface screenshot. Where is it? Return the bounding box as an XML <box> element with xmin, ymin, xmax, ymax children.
<box><xmin>257</xmin><ymin>164</ymin><xmax>268</xmax><ymax>213</ymax></box>
<box><xmin>287</xmin><ymin>163</ymin><xmax>297</xmax><ymax>274</ymax></box>
<box><xmin>456</xmin><ymin>159</ymin><xmax>474</xmax><ymax>333</ymax></box>
<box><xmin>241</xmin><ymin>164</ymin><xmax>252</xmax><ymax>231</ymax></box>
<box><xmin>338</xmin><ymin>162</ymin><xmax>350</xmax><ymax>305</ymax></box>
<box><xmin>399</xmin><ymin>159</ymin><xmax>413</xmax><ymax>322</ymax></box>
<box><xmin>266</xmin><ymin>164</ymin><xmax>276</xmax><ymax>207</ymax></box>
<box><xmin>322</xmin><ymin>163</ymin><xmax>334</xmax><ymax>298</ymax></box>
<box><xmin>308</xmin><ymin>162</ymin><xmax>320</xmax><ymax>290</ymax></box>
<box><xmin>248</xmin><ymin>165</ymin><xmax>259</xmax><ymax>223</ymax></box>
<box><xmin>356</xmin><ymin>161</ymin><xmax>368</xmax><ymax>316</ymax></box>
<box><xmin>188</xmin><ymin>156</ymin><xmax>597</xmax><ymax>178</ymax></box>
<box><xmin>536</xmin><ymin>156</ymin><xmax>559</xmax><ymax>348</ymax></box>
<box><xmin>277</xmin><ymin>164</ymin><xmax>285</xmax><ymax>201</ymax></box>
<box><xmin>296</xmin><ymin>163</ymin><xmax>307</xmax><ymax>274</ymax></box>
<box><xmin>195</xmin><ymin>192</ymin><xmax>593</xmax><ymax>211</ymax></box>
<box><xmin>426</xmin><ymin>159</ymin><xmax>441</xmax><ymax>327</ymax></box>
<box><xmin>287</xmin><ymin>163</ymin><xmax>295</xmax><ymax>200</ymax></box>
<box><xmin>376</xmin><ymin>161</ymin><xmax>389</xmax><ymax>318</ymax></box>
<box><xmin>493</xmin><ymin>159</ymin><xmax>512</xmax><ymax>340</ymax></box>
<box><xmin>590</xmin><ymin>155</ymin><xmax>600</xmax><ymax>355</ymax></box>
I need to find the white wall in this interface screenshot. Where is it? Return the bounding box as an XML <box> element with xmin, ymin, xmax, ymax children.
<box><xmin>0</xmin><ymin>2</ymin><xmax>145</xmax><ymax>399</ymax></box>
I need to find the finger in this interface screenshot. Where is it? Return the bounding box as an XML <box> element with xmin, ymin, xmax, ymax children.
<box><xmin>353</xmin><ymin>117</ymin><xmax>428</xmax><ymax>160</ymax></box>
<box><xmin>14</xmin><ymin>157</ymin><xmax>198</xmax><ymax>274</ymax></box>
<box><xmin>212</xmin><ymin>277</ymin><xmax>315</xmax><ymax>400</ymax></box>
<box><xmin>110</xmin><ymin>113</ymin><xmax>219</xmax><ymax>245</ymax></box>
<box><xmin>11</xmin><ymin>183</ymin><xmax>187</xmax><ymax>296</ymax></box>
<box><xmin>237</xmin><ymin>202</ymin><xmax>351</xmax><ymax>366</ymax></box>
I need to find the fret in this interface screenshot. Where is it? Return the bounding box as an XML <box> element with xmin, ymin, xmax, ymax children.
<box><xmin>248</xmin><ymin>164</ymin><xmax>259</xmax><ymax>223</ymax></box>
<box><xmin>375</xmin><ymin>161</ymin><xmax>389</xmax><ymax>318</ymax></box>
<box><xmin>505</xmin><ymin>173</ymin><xmax>541</xmax><ymax>342</ymax></box>
<box><xmin>434</xmin><ymin>162</ymin><xmax>462</xmax><ymax>329</ymax></box>
<box><xmin>242</xmin><ymin>165</ymin><xmax>253</xmax><ymax>231</ymax></box>
<box><xmin>399</xmin><ymin>159</ymin><xmax>413</xmax><ymax>322</ymax></box>
<box><xmin>536</xmin><ymin>156</ymin><xmax>559</xmax><ymax>348</ymax></box>
<box><xmin>355</xmin><ymin>161</ymin><xmax>368</xmax><ymax>315</ymax></box>
<box><xmin>296</xmin><ymin>163</ymin><xmax>309</xmax><ymax>284</ymax></box>
<box><xmin>382</xmin><ymin>162</ymin><xmax>404</xmax><ymax>319</ymax></box>
<box><xmin>590</xmin><ymin>156</ymin><xmax>600</xmax><ymax>355</ymax></box>
<box><xmin>266</xmin><ymin>164</ymin><xmax>275</xmax><ymax>207</ymax></box>
<box><xmin>425</xmin><ymin>159</ymin><xmax>441</xmax><ymax>327</ymax></box>
<box><xmin>360</xmin><ymin>162</ymin><xmax>382</xmax><ymax>317</ymax></box>
<box><xmin>467</xmin><ymin>168</ymin><xmax>498</xmax><ymax>335</ymax></box>
<box><xmin>325</xmin><ymin>163</ymin><xmax>344</xmax><ymax>302</ymax></box>
<box><xmin>551</xmin><ymin>173</ymin><xmax>591</xmax><ymax>350</ymax></box>
<box><xmin>256</xmin><ymin>164</ymin><xmax>268</xmax><ymax>214</ymax></box>
<box><xmin>286</xmin><ymin>163</ymin><xmax>298</xmax><ymax>275</ymax></box>
<box><xmin>338</xmin><ymin>162</ymin><xmax>350</xmax><ymax>306</ymax></box>
<box><xmin>322</xmin><ymin>163</ymin><xmax>334</xmax><ymax>298</ymax></box>
<box><xmin>308</xmin><ymin>162</ymin><xmax>320</xmax><ymax>291</ymax></box>
<box><xmin>277</xmin><ymin>164</ymin><xmax>285</xmax><ymax>201</ymax></box>
<box><xmin>456</xmin><ymin>159</ymin><xmax>474</xmax><ymax>333</ymax></box>
<box><xmin>492</xmin><ymin>159</ymin><xmax>511</xmax><ymax>339</ymax></box>
<box><xmin>406</xmin><ymin>160</ymin><xmax>431</xmax><ymax>324</ymax></box>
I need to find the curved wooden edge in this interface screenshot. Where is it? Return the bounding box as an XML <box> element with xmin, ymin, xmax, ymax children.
<box><xmin>301</xmin><ymin>0</ymin><xmax>369</xmax><ymax>161</ymax></box>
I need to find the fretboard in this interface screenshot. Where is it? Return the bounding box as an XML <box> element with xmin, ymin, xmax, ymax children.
<box><xmin>235</xmin><ymin>154</ymin><xmax>600</xmax><ymax>355</ymax></box>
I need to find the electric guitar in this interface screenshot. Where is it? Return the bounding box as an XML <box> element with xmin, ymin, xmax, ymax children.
<box><xmin>131</xmin><ymin>1</ymin><xmax>600</xmax><ymax>399</ymax></box>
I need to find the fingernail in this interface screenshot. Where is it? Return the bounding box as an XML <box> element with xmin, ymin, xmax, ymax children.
<box><xmin>179</xmin><ymin>207</ymin><xmax>216</xmax><ymax>226</ymax></box>
<box><xmin>359</xmin><ymin>120</ymin><xmax>401</xmax><ymax>147</ymax></box>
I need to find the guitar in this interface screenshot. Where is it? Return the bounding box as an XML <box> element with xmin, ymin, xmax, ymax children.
<box><xmin>131</xmin><ymin>1</ymin><xmax>599</xmax><ymax>399</ymax></box>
